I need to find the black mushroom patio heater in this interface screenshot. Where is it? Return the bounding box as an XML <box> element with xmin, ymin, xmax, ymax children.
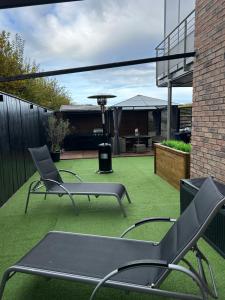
<box><xmin>88</xmin><ymin>94</ymin><xmax>116</xmax><ymax>174</ymax></box>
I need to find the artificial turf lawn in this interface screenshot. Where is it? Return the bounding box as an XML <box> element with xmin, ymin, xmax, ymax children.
<box><xmin>0</xmin><ymin>156</ymin><xmax>224</xmax><ymax>300</ymax></box>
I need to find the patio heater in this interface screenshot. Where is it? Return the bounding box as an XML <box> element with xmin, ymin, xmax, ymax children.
<box><xmin>88</xmin><ymin>94</ymin><xmax>116</xmax><ymax>173</ymax></box>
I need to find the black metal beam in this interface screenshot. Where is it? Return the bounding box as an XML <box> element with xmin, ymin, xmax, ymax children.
<box><xmin>0</xmin><ymin>52</ymin><xmax>196</xmax><ymax>82</ymax></box>
<box><xmin>0</xmin><ymin>0</ymin><xmax>83</xmax><ymax>9</ymax></box>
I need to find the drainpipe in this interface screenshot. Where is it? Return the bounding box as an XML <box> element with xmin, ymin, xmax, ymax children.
<box><xmin>167</xmin><ymin>80</ymin><xmax>172</xmax><ymax>140</ymax></box>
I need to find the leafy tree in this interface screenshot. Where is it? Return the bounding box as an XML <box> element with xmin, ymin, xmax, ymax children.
<box><xmin>46</xmin><ymin>115</ymin><xmax>70</xmax><ymax>152</ymax></box>
<box><xmin>0</xmin><ymin>31</ymin><xmax>71</xmax><ymax>109</ymax></box>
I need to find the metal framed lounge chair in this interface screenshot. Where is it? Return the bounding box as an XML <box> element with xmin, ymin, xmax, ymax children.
<box><xmin>25</xmin><ymin>145</ymin><xmax>131</xmax><ymax>217</ymax></box>
<box><xmin>0</xmin><ymin>177</ymin><xmax>223</xmax><ymax>300</ymax></box>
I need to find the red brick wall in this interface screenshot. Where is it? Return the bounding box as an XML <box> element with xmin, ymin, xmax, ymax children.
<box><xmin>191</xmin><ymin>0</ymin><xmax>225</xmax><ymax>182</ymax></box>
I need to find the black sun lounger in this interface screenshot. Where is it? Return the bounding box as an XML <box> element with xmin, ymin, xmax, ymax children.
<box><xmin>25</xmin><ymin>145</ymin><xmax>131</xmax><ymax>217</ymax></box>
<box><xmin>0</xmin><ymin>177</ymin><xmax>224</xmax><ymax>299</ymax></box>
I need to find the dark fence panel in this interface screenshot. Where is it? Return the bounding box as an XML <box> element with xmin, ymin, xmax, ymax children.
<box><xmin>179</xmin><ymin>106</ymin><xmax>192</xmax><ymax>129</ymax></box>
<box><xmin>38</xmin><ymin>107</ymin><xmax>49</xmax><ymax>146</ymax></box>
<box><xmin>0</xmin><ymin>94</ymin><xmax>13</xmax><ymax>204</ymax></box>
<box><xmin>7</xmin><ymin>95</ymin><xmax>25</xmax><ymax>191</ymax></box>
<box><xmin>21</xmin><ymin>101</ymin><xmax>37</xmax><ymax>180</ymax></box>
<box><xmin>0</xmin><ymin>92</ymin><xmax>52</xmax><ymax>207</ymax></box>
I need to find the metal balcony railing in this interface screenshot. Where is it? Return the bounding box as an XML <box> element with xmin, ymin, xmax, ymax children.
<box><xmin>156</xmin><ymin>10</ymin><xmax>195</xmax><ymax>86</ymax></box>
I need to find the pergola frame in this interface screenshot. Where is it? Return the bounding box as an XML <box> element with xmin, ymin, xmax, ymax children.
<box><xmin>0</xmin><ymin>0</ymin><xmax>83</xmax><ymax>9</ymax></box>
<box><xmin>0</xmin><ymin>52</ymin><xmax>195</xmax><ymax>83</ymax></box>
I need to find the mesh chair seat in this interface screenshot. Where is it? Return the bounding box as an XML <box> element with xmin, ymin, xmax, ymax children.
<box><xmin>48</xmin><ymin>182</ymin><xmax>125</xmax><ymax>199</ymax></box>
<box><xmin>16</xmin><ymin>232</ymin><xmax>160</xmax><ymax>286</ymax></box>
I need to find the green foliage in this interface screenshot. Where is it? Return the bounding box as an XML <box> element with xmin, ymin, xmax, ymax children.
<box><xmin>47</xmin><ymin>115</ymin><xmax>70</xmax><ymax>152</ymax></box>
<box><xmin>0</xmin><ymin>31</ymin><xmax>71</xmax><ymax>109</ymax></box>
<box><xmin>161</xmin><ymin>140</ymin><xmax>192</xmax><ymax>153</ymax></box>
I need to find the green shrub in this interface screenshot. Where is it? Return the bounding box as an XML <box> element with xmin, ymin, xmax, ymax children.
<box><xmin>161</xmin><ymin>140</ymin><xmax>191</xmax><ymax>153</ymax></box>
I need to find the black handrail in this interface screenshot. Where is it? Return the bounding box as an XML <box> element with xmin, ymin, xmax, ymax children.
<box><xmin>155</xmin><ymin>9</ymin><xmax>195</xmax><ymax>50</ymax></box>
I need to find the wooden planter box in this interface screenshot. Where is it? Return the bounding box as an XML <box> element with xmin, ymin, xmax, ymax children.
<box><xmin>154</xmin><ymin>143</ymin><xmax>190</xmax><ymax>189</ymax></box>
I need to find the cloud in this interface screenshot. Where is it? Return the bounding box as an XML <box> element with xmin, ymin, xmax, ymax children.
<box><xmin>0</xmin><ymin>0</ymin><xmax>164</xmax><ymax>66</ymax></box>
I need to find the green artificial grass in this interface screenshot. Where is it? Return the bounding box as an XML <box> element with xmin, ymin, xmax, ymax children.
<box><xmin>161</xmin><ymin>140</ymin><xmax>191</xmax><ymax>153</ymax></box>
<box><xmin>0</xmin><ymin>156</ymin><xmax>224</xmax><ymax>300</ymax></box>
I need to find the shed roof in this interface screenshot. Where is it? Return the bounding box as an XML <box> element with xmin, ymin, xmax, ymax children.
<box><xmin>60</xmin><ymin>104</ymin><xmax>100</xmax><ymax>112</ymax></box>
<box><xmin>111</xmin><ymin>94</ymin><xmax>177</xmax><ymax>110</ymax></box>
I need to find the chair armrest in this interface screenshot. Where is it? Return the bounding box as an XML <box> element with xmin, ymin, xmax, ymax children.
<box><xmin>90</xmin><ymin>259</ymin><xmax>168</xmax><ymax>300</ymax></box>
<box><xmin>30</xmin><ymin>180</ymin><xmax>44</xmax><ymax>191</ymax></box>
<box><xmin>41</xmin><ymin>178</ymin><xmax>61</xmax><ymax>186</ymax></box>
<box><xmin>58</xmin><ymin>169</ymin><xmax>83</xmax><ymax>182</ymax></box>
<box><xmin>118</xmin><ymin>259</ymin><xmax>168</xmax><ymax>271</ymax></box>
<box><xmin>90</xmin><ymin>259</ymin><xmax>207</xmax><ymax>300</ymax></box>
<box><xmin>40</xmin><ymin>178</ymin><xmax>72</xmax><ymax>195</ymax></box>
<box><xmin>120</xmin><ymin>217</ymin><xmax>176</xmax><ymax>238</ymax></box>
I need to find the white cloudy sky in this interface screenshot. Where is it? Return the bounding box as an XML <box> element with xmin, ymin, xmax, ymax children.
<box><xmin>0</xmin><ymin>0</ymin><xmax>193</xmax><ymax>105</ymax></box>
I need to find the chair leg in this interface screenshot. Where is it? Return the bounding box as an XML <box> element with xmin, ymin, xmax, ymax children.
<box><xmin>126</xmin><ymin>192</ymin><xmax>132</xmax><ymax>204</ymax></box>
<box><xmin>0</xmin><ymin>269</ymin><xmax>12</xmax><ymax>300</ymax></box>
<box><xmin>25</xmin><ymin>186</ymin><xmax>32</xmax><ymax>214</ymax></box>
<box><xmin>68</xmin><ymin>194</ymin><xmax>79</xmax><ymax>215</ymax></box>
<box><xmin>117</xmin><ymin>198</ymin><xmax>127</xmax><ymax>217</ymax></box>
<box><xmin>44</xmin><ymin>193</ymin><xmax>47</xmax><ymax>200</ymax></box>
<box><xmin>88</xmin><ymin>195</ymin><xmax>91</xmax><ymax>202</ymax></box>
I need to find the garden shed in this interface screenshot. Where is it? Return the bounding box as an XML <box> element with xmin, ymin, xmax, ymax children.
<box><xmin>59</xmin><ymin>104</ymin><xmax>108</xmax><ymax>150</ymax></box>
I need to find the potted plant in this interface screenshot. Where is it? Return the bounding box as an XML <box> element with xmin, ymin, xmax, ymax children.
<box><xmin>154</xmin><ymin>140</ymin><xmax>191</xmax><ymax>189</ymax></box>
<box><xmin>46</xmin><ymin>115</ymin><xmax>70</xmax><ymax>162</ymax></box>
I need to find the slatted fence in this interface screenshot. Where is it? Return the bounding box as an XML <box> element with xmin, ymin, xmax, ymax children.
<box><xmin>0</xmin><ymin>92</ymin><xmax>52</xmax><ymax>206</ymax></box>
